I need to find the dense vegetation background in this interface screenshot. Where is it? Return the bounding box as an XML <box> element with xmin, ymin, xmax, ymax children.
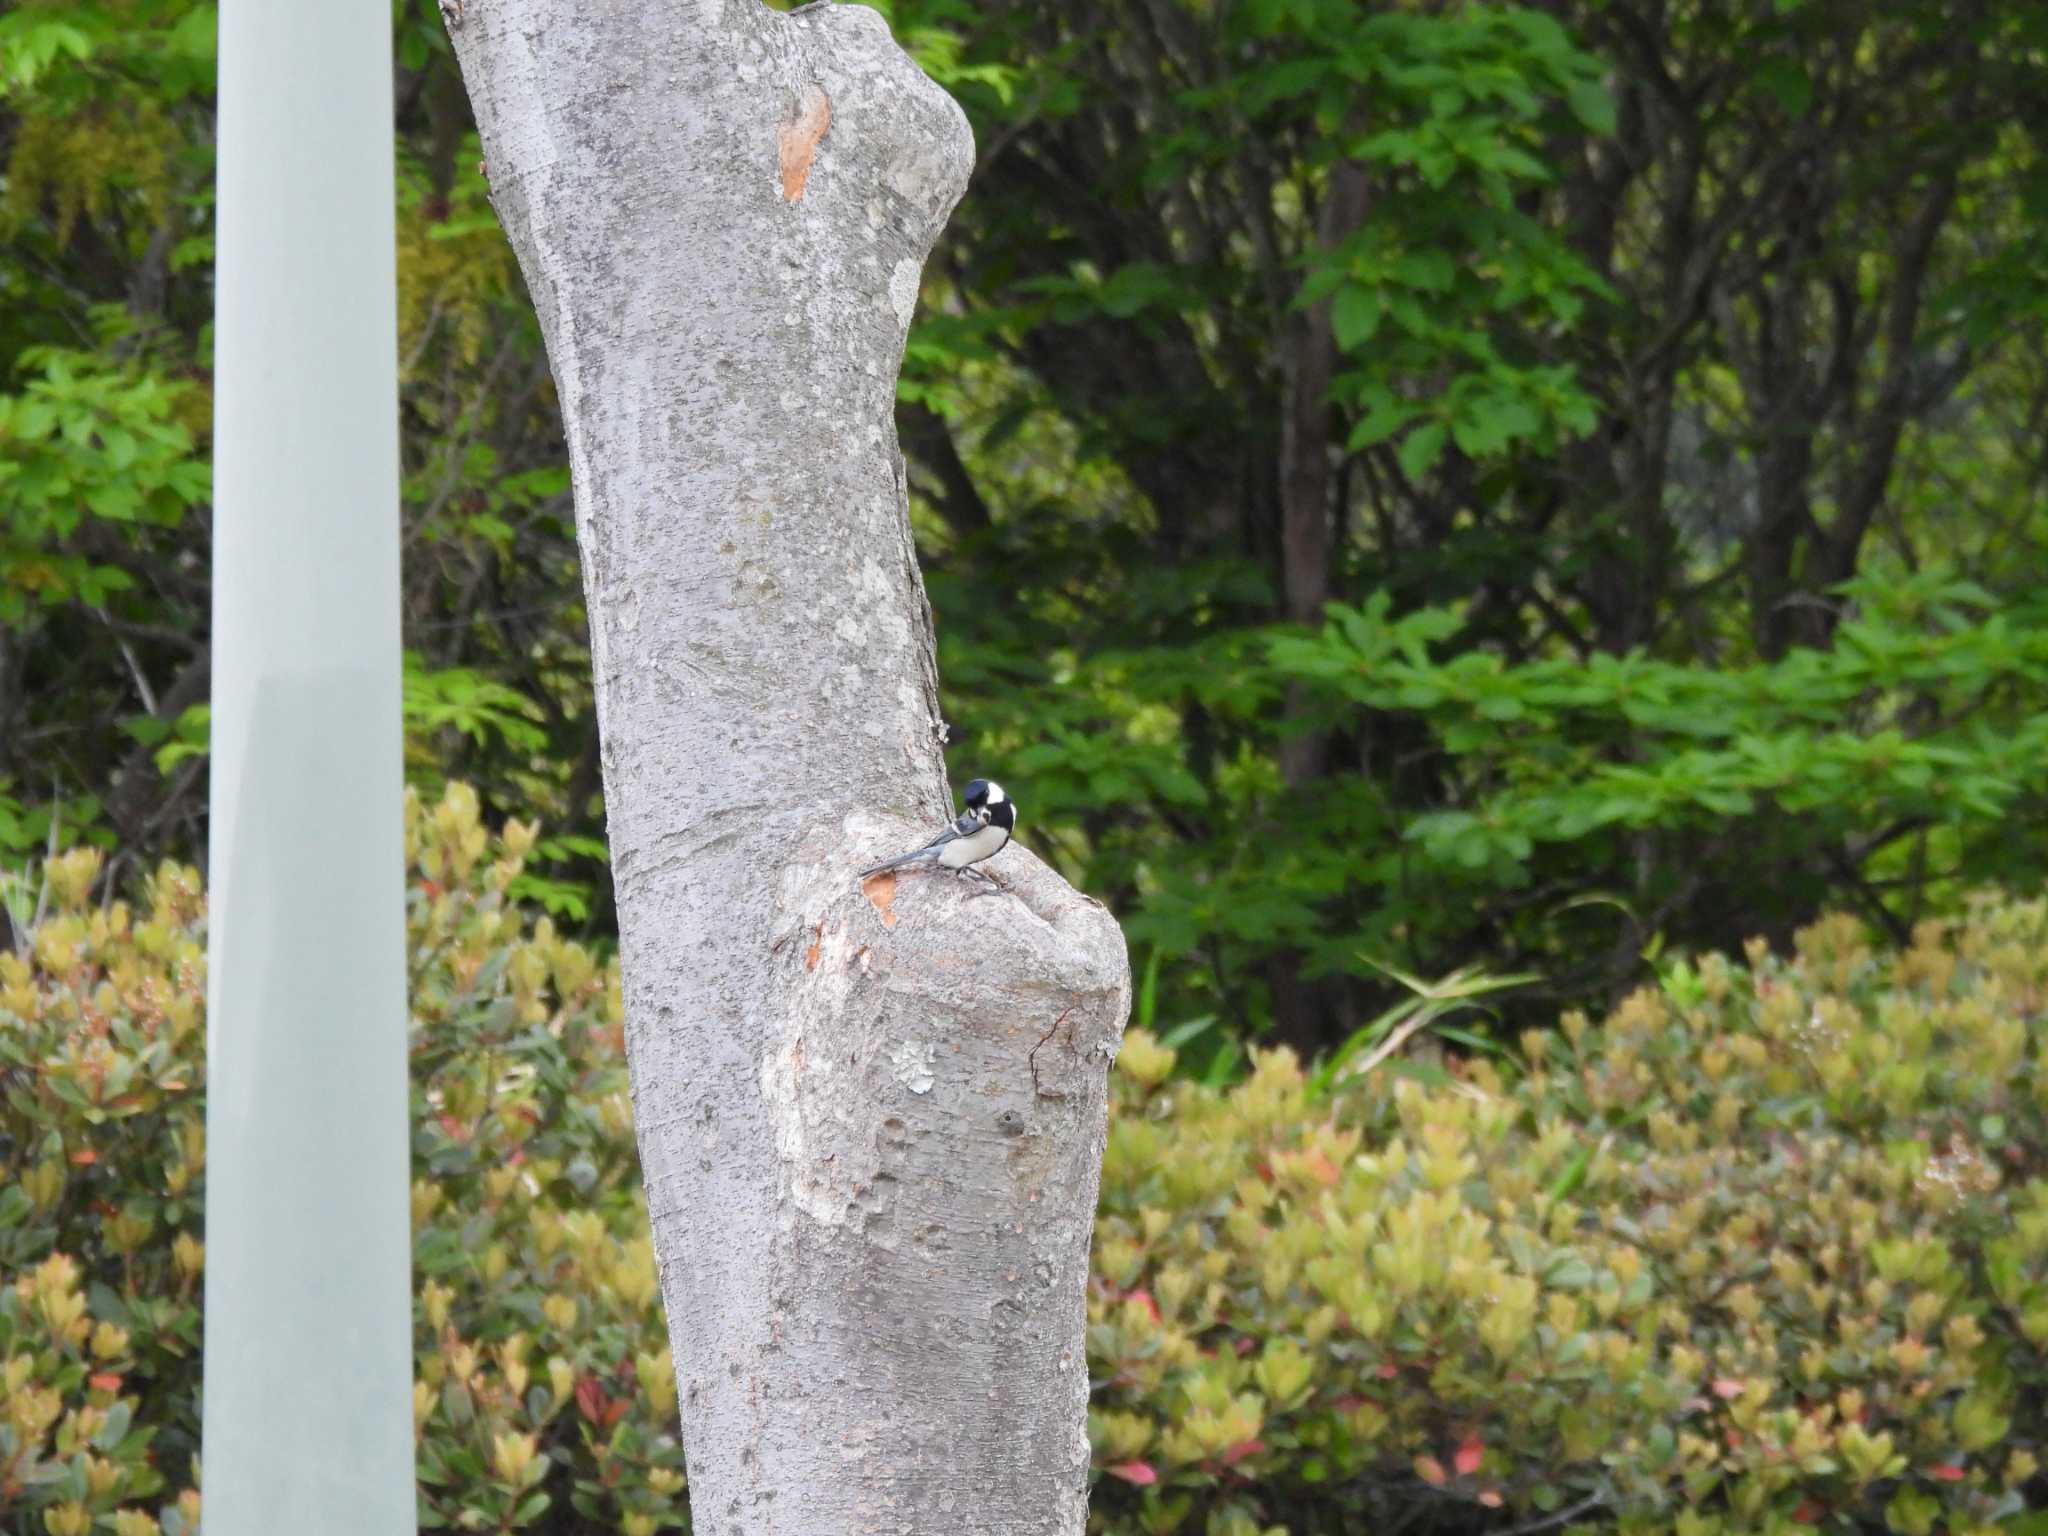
<box><xmin>4</xmin><ymin>4</ymin><xmax>2048</xmax><ymax>1532</ymax></box>
<box><xmin>3</xmin><ymin>0</ymin><xmax>2047</xmax><ymax>1056</ymax></box>
<box><xmin>5</xmin><ymin>798</ymin><xmax>2045</xmax><ymax>1534</ymax></box>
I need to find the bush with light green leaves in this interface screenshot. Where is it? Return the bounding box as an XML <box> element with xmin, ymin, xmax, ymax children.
<box><xmin>4</xmin><ymin>787</ymin><xmax>2046</xmax><ymax>1533</ymax></box>
<box><xmin>0</xmin><ymin>786</ymin><xmax>680</xmax><ymax>1535</ymax></box>
<box><xmin>1088</xmin><ymin>902</ymin><xmax>2048</xmax><ymax>1534</ymax></box>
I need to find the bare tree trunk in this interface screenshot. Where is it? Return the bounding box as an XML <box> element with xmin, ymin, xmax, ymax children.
<box><xmin>447</xmin><ymin>6</ymin><xmax>1131</xmax><ymax>1532</ymax></box>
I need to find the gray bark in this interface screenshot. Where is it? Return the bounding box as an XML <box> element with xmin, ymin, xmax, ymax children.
<box><xmin>446</xmin><ymin>5</ymin><xmax>1131</xmax><ymax>1532</ymax></box>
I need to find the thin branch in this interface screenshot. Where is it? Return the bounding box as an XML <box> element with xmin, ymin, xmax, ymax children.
<box><xmin>1493</xmin><ymin>1494</ymin><xmax>1608</xmax><ymax>1536</ymax></box>
<box><xmin>95</xmin><ymin>610</ymin><xmax>160</xmax><ymax>715</ymax></box>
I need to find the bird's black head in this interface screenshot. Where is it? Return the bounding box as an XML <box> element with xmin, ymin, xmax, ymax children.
<box><xmin>962</xmin><ymin>786</ymin><xmax>1011</xmax><ymax>835</ymax></box>
<box><xmin>960</xmin><ymin>778</ymin><xmax>1015</xmax><ymax>830</ymax></box>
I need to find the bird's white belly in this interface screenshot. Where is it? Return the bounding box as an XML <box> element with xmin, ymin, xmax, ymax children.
<box><xmin>938</xmin><ymin>823</ymin><xmax>1008</xmax><ymax>869</ymax></box>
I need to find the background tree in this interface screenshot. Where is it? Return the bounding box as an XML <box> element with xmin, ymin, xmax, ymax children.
<box><xmin>3</xmin><ymin>0</ymin><xmax>2047</xmax><ymax>1061</ymax></box>
<box><xmin>894</xmin><ymin>0</ymin><xmax>2048</xmax><ymax>1055</ymax></box>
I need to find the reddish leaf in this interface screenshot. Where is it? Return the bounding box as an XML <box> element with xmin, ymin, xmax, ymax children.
<box><xmin>574</xmin><ymin>1374</ymin><xmax>608</xmax><ymax>1424</ymax></box>
<box><xmin>88</xmin><ymin>1373</ymin><xmax>123</xmax><ymax>1393</ymax></box>
<box><xmin>1454</xmin><ymin>1435</ymin><xmax>1484</xmax><ymax>1477</ymax></box>
<box><xmin>1126</xmin><ymin>1289</ymin><xmax>1161</xmax><ymax>1323</ymax></box>
<box><xmin>69</xmin><ymin>1148</ymin><xmax>97</xmax><ymax>1166</ymax></box>
<box><xmin>1477</xmin><ymin>1490</ymin><xmax>1503</xmax><ymax>1509</ymax></box>
<box><xmin>1415</xmin><ymin>1455</ymin><xmax>1447</xmax><ymax>1486</ymax></box>
<box><xmin>1792</xmin><ymin>1503</ymin><xmax>1822</xmax><ymax>1524</ymax></box>
<box><xmin>1711</xmin><ymin>1377</ymin><xmax>1745</xmax><ymax>1400</ymax></box>
<box><xmin>1927</xmin><ymin>1462</ymin><xmax>1967</xmax><ymax>1482</ymax></box>
<box><xmin>1107</xmin><ymin>1461</ymin><xmax>1157</xmax><ymax>1486</ymax></box>
<box><xmin>1300</xmin><ymin>1147</ymin><xmax>1341</xmax><ymax>1186</ymax></box>
<box><xmin>1221</xmin><ymin>1439</ymin><xmax>1264</xmax><ymax>1466</ymax></box>
<box><xmin>1376</xmin><ymin>1362</ymin><xmax>1399</xmax><ymax>1379</ymax></box>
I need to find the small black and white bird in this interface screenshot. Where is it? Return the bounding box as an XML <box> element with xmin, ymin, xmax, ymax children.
<box><xmin>859</xmin><ymin>778</ymin><xmax>1015</xmax><ymax>881</ymax></box>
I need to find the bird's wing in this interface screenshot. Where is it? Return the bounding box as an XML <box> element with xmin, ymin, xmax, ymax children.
<box><xmin>859</xmin><ymin>822</ymin><xmax>963</xmax><ymax>877</ymax></box>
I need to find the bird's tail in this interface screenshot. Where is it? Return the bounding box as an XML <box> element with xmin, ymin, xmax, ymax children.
<box><xmin>858</xmin><ymin>847</ymin><xmax>936</xmax><ymax>879</ymax></box>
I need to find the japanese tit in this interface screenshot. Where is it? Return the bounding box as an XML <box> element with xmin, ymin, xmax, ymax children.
<box><xmin>859</xmin><ymin>778</ymin><xmax>1015</xmax><ymax>879</ymax></box>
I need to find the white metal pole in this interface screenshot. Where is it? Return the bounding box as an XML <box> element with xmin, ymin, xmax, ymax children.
<box><xmin>205</xmin><ymin>0</ymin><xmax>413</xmax><ymax>1527</ymax></box>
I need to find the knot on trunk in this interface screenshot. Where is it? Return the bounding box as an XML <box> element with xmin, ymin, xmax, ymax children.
<box><xmin>765</xmin><ymin>810</ymin><xmax>1129</xmax><ymax>1235</ymax></box>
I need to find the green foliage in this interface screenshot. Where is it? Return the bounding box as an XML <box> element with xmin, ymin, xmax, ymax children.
<box><xmin>1266</xmin><ymin>6</ymin><xmax>1613</xmax><ymax>470</ymax></box>
<box><xmin>5</xmin><ymin>793</ymin><xmax>2047</xmax><ymax>1530</ymax></box>
<box><xmin>0</xmin><ymin>851</ymin><xmax>208</xmax><ymax>1533</ymax></box>
<box><xmin>404</xmin><ymin>652</ymin><xmax>552</xmax><ymax>757</ymax></box>
<box><xmin>0</xmin><ymin>0</ymin><xmax>220</xmax><ymax>873</ymax></box>
<box><xmin>0</xmin><ymin>788</ymin><xmax>676</xmax><ymax>1534</ymax></box>
<box><xmin>0</xmin><ymin>0</ymin><xmax>212</xmax><ymax>254</ymax></box>
<box><xmin>9</xmin><ymin>0</ymin><xmax>2048</xmax><ymax>1062</ymax></box>
<box><xmin>897</xmin><ymin>0</ymin><xmax>2048</xmax><ymax>1047</ymax></box>
<box><xmin>0</xmin><ymin>346</ymin><xmax>208</xmax><ymax>626</ymax></box>
<box><xmin>0</xmin><ymin>790</ymin><xmax>102</xmax><ymax>863</ymax></box>
<box><xmin>0</xmin><ymin>0</ymin><xmax>612</xmax><ymax>916</ymax></box>
<box><xmin>1245</xmin><ymin>566</ymin><xmax>2048</xmax><ymax>968</ymax></box>
<box><xmin>0</xmin><ymin>3</ymin><xmax>213</xmax><ymax>106</ymax></box>
<box><xmin>1091</xmin><ymin>900</ymin><xmax>2048</xmax><ymax>1532</ymax></box>
<box><xmin>952</xmin><ymin>557</ymin><xmax>2048</xmax><ymax>1041</ymax></box>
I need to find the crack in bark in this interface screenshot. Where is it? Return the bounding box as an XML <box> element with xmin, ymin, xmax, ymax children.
<box><xmin>1029</xmin><ymin>1007</ymin><xmax>1075</xmax><ymax>1101</ymax></box>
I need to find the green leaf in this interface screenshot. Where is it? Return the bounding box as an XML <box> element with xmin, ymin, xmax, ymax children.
<box><xmin>93</xmin><ymin>1399</ymin><xmax>134</xmax><ymax>1450</ymax></box>
<box><xmin>1331</xmin><ymin>285</ymin><xmax>1381</xmax><ymax>350</ymax></box>
<box><xmin>1755</xmin><ymin>57</ymin><xmax>1813</xmax><ymax>116</ymax></box>
<box><xmin>1397</xmin><ymin>421</ymin><xmax>1447</xmax><ymax>479</ymax></box>
<box><xmin>1545</xmin><ymin>1253</ymin><xmax>1595</xmax><ymax>1289</ymax></box>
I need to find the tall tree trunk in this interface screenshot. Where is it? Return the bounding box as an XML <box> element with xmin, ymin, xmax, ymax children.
<box><xmin>1266</xmin><ymin>162</ymin><xmax>1370</xmax><ymax>1055</ymax></box>
<box><xmin>448</xmin><ymin>7</ymin><xmax>1131</xmax><ymax>1532</ymax></box>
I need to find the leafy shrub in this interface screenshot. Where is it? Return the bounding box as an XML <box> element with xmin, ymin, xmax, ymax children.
<box><xmin>1089</xmin><ymin>901</ymin><xmax>2048</xmax><ymax>1534</ymax></box>
<box><xmin>0</xmin><ymin>786</ymin><xmax>680</xmax><ymax>1534</ymax></box>
<box><xmin>4</xmin><ymin>787</ymin><xmax>2045</xmax><ymax>1533</ymax></box>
